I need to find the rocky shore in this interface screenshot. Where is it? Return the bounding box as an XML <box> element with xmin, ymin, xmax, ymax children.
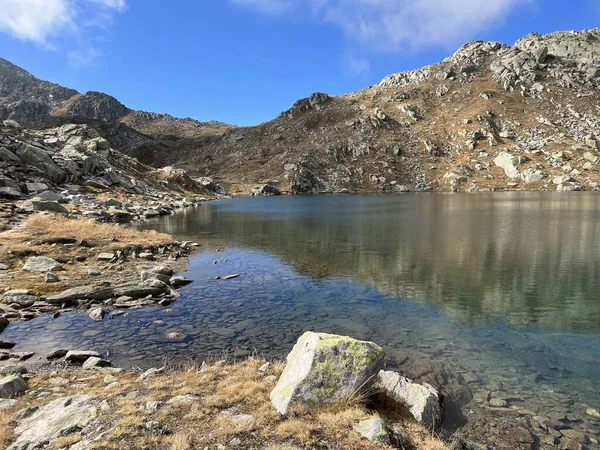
<box><xmin>0</xmin><ymin>332</ymin><xmax>459</xmax><ymax>450</ymax></box>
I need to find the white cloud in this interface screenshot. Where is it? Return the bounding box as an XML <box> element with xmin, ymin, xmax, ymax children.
<box><xmin>0</xmin><ymin>0</ymin><xmax>126</xmax><ymax>66</ymax></box>
<box><xmin>231</xmin><ymin>0</ymin><xmax>531</xmax><ymax>51</ymax></box>
<box><xmin>0</xmin><ymin>0</ymin><xmax>74</xmax><ymax>44</ymax></box>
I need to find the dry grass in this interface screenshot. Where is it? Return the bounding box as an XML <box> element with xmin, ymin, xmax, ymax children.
<box><xmin>0</xmin><ymin>358</ymin><xmax>449</xmax><ymax>450</ymax></box>
<box><xmin>0</xmin><ymin>213</ymin><xmax>183</xmax><ymax>295</ymax></box>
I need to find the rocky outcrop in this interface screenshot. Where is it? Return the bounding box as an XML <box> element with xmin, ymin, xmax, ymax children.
<box><xmin>270</xmin><ymin>332</ymin><xmax>384</xmax><ymax>414</ymax></box>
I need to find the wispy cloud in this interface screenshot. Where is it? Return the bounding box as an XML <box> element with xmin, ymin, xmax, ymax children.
<box><xmin>232</xmin><ymin>0</ymin><xmax>532</xmax><ymax>71</ymax></box>
<box><xmin>0</xmin><ymin>0</ymin><xmax>126</xmax><ymax>67</ymax></box>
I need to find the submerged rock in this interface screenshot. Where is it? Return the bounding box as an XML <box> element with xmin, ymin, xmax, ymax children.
<box><xmin>374</xmin><ymin>370</ymin><xmax>442</xmax><ymax>429</ymax></box>
<box><xmin>270</xmin><ymin>331</ymin><xmax>384</xmax><ymax>414</ymax></box>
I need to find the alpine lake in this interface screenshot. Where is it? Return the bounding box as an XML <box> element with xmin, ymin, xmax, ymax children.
<box><xmin>4</xmin><ymin>192</ymin><xmax>600</xmax><ymax>448</ymax></box>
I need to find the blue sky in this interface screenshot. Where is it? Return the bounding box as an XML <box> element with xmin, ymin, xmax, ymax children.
<box><xmin>1</xmin><ymin>0</ymin><xmax>598</xmax><ymax>125</ymax></box>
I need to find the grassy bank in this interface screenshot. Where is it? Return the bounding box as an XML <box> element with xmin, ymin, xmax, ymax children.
<box><xmin>0</xmin><ymin>358</ymin><xmax>448</xmax><ymax>449</ymax></box>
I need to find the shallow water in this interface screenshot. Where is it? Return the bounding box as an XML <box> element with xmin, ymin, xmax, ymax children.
<box><xmin>4</xmin><ymin>192</ymin><xmax>600</xmax><ymax>447</ymax></box>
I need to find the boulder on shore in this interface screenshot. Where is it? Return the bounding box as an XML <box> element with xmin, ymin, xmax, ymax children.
<box><xmin>373</xmin><ymin>370</ymin><xmax>442</xmax><ymax>429</ymax></box>
<box><xmin>270</xmin><ymin>331</ymin><xmax>384</xmax><ymax>415</ymax></box>
<box><xmin>22</xmin><ymin>256</ymin><xmax>62</xmax><ymax>273</ymax></box>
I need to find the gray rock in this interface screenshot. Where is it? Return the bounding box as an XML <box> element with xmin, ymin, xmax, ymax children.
<box><xmin>0</xmin><ymin>399</ymin><xmax>17</xmax><ymax>409</ymax></box>
<box><xmin>0</xmin><ymin>366</ymin><xmax>27</xmax><ymax>376</ymax></box>
<box><xmin>97</xmin><ymin>253</ymin><xmax>115</xmax><ymax>261</ymax></box>
<box><xmin>22</xmin><ymin>256</ymin><xmax>62</xmax><ymax>273</ymax></box>
<box><xmin>46</xmin><ymin>349</ymin><xmax>68</xmax><ymax>360</ymax></box>
<box><xmin>44</xmin><ymin>272</ymin><xmax>59</xmax><ymax>283</ymax></box>
<box><xmin>270</xmin><ymin>332</ymin><xmax>384</xmax><ymax>415</ymax></box>
<box><xmin>374</xmin><ymin>370</ymin><xmax>442</xmax><ymax>429</ymax></box>
<box><xmin>88</xmin><ymin>307</ymin><xmax>106</xmax><ymax>322</ymax></box>
<box><xmin>0</xmin><ymin>263</ymin><xmax>8</xmax><ymax>270</ymax></box>
<box><xmin>0</xmin><ymin>374</ymin><xmax>27</xmax><ymax>398</ymax></box>
<box><xmin>46</xmin><ymin>286</ymin><xmax>95</xmax><ymax>304</ymax></box>
<box><xmin>353</xmin><ymin>417</ymin><xmax>391</xmax><ymax>446</ymax></box>
<box><xmin>494</xmin><ymin>152</ymin><xmax>528</xmax><ymax>178</ymax></box>
<box><xmin>0</xmin><ymin>148</ymin><xmax>20</xmax><ymax>163</ymax></box>
<box><xmin>35</xmin><ymin>191</ymin><xmax>65</xmax><ymax>203</ymax></box>
<box><xmin>170</xmin><ymin>276</ymin><xmax>193</xmax><ymax>288</ymax></box>
<box><xmin>140</xmin><ymin>271</ymin><xmax>171</xmax><ymax>284</ymax></box>
<box><xmin>0</xmin><ymin>340</ymin><xmax>16</xmax><ymax>349</ymax></box>
<box><xmin>65</xmin><ymin>350</ymin><xmax>100</xmax><ymax>364</ymax></box>
<box><xmin>113</xmin><ymin>285</ymin><xmax>167</xmax><ymax>298</ymax></box>
<box><xmin>82</xmin><ymin>357</ymin><xmax>111</xmax><ymax>369</ymax></box>
<box><xmin>140</xmin><ymin>278</ymin><xmax>168</xmax><ymax>289</ymax></box>
<box><xmin>25</xmin><ymin>183</ymin><xmax>48</xmax><ymax>193</ymax></box>
<box><xmin>0</xmin><ymin>187</ymin><xmax>22</xmax><ymax>199</ymax></box>
<box><xmin>0</xmin><ymin>317</ymin><xmax>8</xmax><ymax>333</ymax></box>
<box><xmin>27</xmin><ymin>199</ymin><xmax>69</xmax><ymax>215</ymax></box>
<box><xmin>7</xmin><ymin>396</ymin><xmax>100</xmax><ymax>450</ymax></box>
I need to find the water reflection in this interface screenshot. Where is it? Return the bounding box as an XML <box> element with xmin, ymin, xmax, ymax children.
<box><xmin>142</xmin><ymin>192</ymin><xmax>600</xmax><ymax>333</ymax></box>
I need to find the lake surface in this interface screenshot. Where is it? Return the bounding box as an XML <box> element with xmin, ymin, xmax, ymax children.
<box><xmin>4</xmin><ymin>193</ymin><xmax>600</xmax><ymax>448</ymax></box>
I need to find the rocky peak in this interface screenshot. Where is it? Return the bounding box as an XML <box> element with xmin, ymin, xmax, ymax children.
<box><xmin>60</xmin><ymin>91</ymin><xmax>130</xmax><ymax>124</ymax></box>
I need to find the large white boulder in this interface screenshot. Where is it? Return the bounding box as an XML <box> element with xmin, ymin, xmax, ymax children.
<box><xmin>374</xmin><ymin>370</ymin><xmax>442</xmax><ymax>429</ymax></box>
<box><xmin>270</xmin><ymin>331</ymin><xmax>384</xmax><ymax>415</ymax></box>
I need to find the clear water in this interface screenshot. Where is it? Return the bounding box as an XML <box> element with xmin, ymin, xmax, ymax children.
<box><xmin>4</xmin><ymin>193</ymin><xmax>600</xmax><ymax>447</ymax></box>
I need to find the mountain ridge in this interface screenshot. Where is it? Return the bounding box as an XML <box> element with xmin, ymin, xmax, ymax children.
<box><xmin>2</xmin><ymin>27</ymin><xmax>600</xmax><ymax>194</ymax></box>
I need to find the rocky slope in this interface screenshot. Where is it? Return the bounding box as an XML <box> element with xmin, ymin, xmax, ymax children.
<box><xmin>2</xmin><ymin>28</ymin><xmax>600</xmax><ymax>194</ymax></box>
<box><xmin>189</xmin><ymin>28</ymin><xmax>600</xmax><ymax>194</ymax></box>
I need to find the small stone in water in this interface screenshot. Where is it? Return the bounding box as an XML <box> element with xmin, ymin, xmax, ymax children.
<box><xmin>223</xmin><ymin>274</ymin><xmax>239</xmax><ymax>280</ymax></box>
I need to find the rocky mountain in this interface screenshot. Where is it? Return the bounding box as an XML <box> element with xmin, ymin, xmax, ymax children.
<box><xmin>186</xmin><ymin>28</ymin><xmax>600</xmax><ymax>194</ymax></box>
<box><xmin>0</xmin><ymin>57</ymin><xmax>231</xmax><ymax>168</ymax></box>
<box><xmin>2</xmin><ymin>28</ymin><xmax>600</xmax><ymax>194</ymax></box>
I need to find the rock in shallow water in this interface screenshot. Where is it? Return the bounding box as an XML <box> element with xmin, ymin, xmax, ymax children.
<box><xmin>270</xmin><ymin>331</ymin><xmax>384</xmax><ymax>415</ymax></box>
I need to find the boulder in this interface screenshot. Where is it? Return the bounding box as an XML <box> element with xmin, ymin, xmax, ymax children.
<box><xmin>494</xmin><ymin>152</ymin><xmax>528</xmax><ymax>178</ymax></box>
<box><xmin>65</xmin><ymin>350</ymin><xmax>100</xmax><ymax>364</ymax></box>
<box><xmin>374</xmin><ymin>370</ymin><xmax>442</xmax><ymax>429</ymax></box>
<box><xmin>22</xmin><ymin>256</ymin><xmax>62</xmax><ymax>273</ymax></box>
<box><xmin>88</xmin><ymin>308</ymin><xmax>106</xmax><ymax>322</ymax></box>
<box><xmin>7</xmin><ymin>396</ymin><xmax>100</xmax><ymax>450</ymax></box>
<box><xmin>353</xmin><ymin>417</ymin><xmax>391</xmax><ymax>446</ymax></box>
<box><xmin>25</xmin><ymin>183</ymin><xmax>48</xmax><ymax>193</ymax></box>
<box><xmin>0</xmin><ymin>187</ymin><xmax>22</xmax><ymax>199</ymax></box>
<box><xmin>82</xmin><ymin>357</ymin><xmax>111</xmax><ymax>369</ymax></box>
<box><xmin>170</xmin><ymin>276</ymin><xmax>193</xmax><ymax>288</ymax></box>
<box><xmin>270</xmin><ymin>332</ymin><xmax>384</xmax><ymax>414</ymax></box>
<box><xmin>0</xmin><ymin>374</ymin><xmax>27</xmax><ymax>398</ymax></box>
<box><xmin>27</xmin><ymin>200</ymin><xmax>69</xmax><ymax>215</ymax></box>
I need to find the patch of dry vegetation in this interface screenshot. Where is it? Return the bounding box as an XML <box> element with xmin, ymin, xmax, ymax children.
<box><xmin>0</xmin><ymin>359</ymin><xmax>449</xmax><ymax>450</ymax></box>
<box><xmin>0</xmin><ymin>213</ymin><xmax>179</xmax><ymax>294</ymax></box>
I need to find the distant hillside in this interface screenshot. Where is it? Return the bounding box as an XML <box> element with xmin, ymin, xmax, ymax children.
<box><xmin>2</xmin><ymin>28</ymin><xmax>600</xmax><ymax>193</ymax></box>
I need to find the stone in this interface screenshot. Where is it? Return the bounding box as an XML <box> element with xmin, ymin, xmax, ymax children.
<box><xmin>88</xmin><ymin>307</ymin><xmax>106</xmax><ymax>322</ymax></box>
<box><xmin>0</xmin><ymin>340</ymin><xmax>16</xmax><ymax>349</ymax></box>
<box><xmin>586</xmin><ymin>407</ymin><xmax>600</xmax><ymax>419</ymax></box>
<box><xmin>553</xmin><ymin>175</ymin><xmax>574</xmax><ymax>184</ymax></box>
<box><xmin>0</xmin><ymin>317</ymin><xmax>8</xmax><ymax>333</ymax></box>
<box><xmin>152</xmin><ymin>266</ymin><xmax>174</xmax><ymax>276</ymax></box>
<box><xmin>258</xmin><ymin>362</ymin><xmax>270</xmax><ymax>373</ymax></box>
<box><xmin>270</xmin><ymin>332</ymin><xmax>384</xmax><ymax>415</ymax></box>
<box><xmin>489</xmin><ymin>397</ymin><xmax>508</xmax><ymax>407</ymax></box>
<box><xmin>28</xmin><ymin>200</ymin><xmax>69</xmax><ymax>215</ymax></box>
<box><xmin>46</xmin><ymin>349</ymin><xmax>68</xmax><ymax>360</ymax></box>
<box><xmin>0</xmin><ymin>399</ymin><xmax>17</xmax><ymax>409</ymax></box>
<box><xmin>7</xmin><ymin>396</ymin><xmax>100</xmax><ymax>450</ymax></box>
<box><xmin>494</xmin><ymin>152</ymin><xmax>528</xmax><ymax>178</ymax></box>
<box><xmin>0</xmin><ymin>374</ymin><xmax>27</xmax><ymax>398</ymax></box>
<box><xmin>0</xmin><ymin>263</ymin><xmax>8</xmax><ymax>270</ymax></box>
<box><xmin>44</xmin><ymin>272</ymin><xmax>59</xmax><ymax>283</ymax></box>
<box><xmin>22</xmin><ymin>256</ymin><xmax>62</xmax><ymax>273</ymax></box>
<box><xmin>25</xmin><ymin>183</ymin><xmax>48</xmax><ymax>193</ymax></box>
<box><xmin>169</xmin><ymin>276</ymin><xmax>193</xmax><ymax>288</ymax></box>
<box><xmin>373</xmin><ymin>370</ymin><xmax>442</xmax><ymax>429</ymax></box>
<box><xmin>3</xmin><ymin>120</ymin><xmax>20</xmax><ymax>128</ymax></box>
<box><xmin>166</xmin><ymin>332</ymin><xmax>186</xmax><ymax>340</ymax></box>
<box><xmin>521</xmin><ymin>168</ymin><xmax>544</xmax><ymax>184</ymax></box>
<box><xmin>138</xmin><ymin>252</ymin><xmax>155</xmax><ymax>260</ymax></box>
<box><xmin>113</xmin><ymin>285</ymin><xmax>167</xmax><ymax>298</ymax></box>
<box><xmin>65</xmin><ymin>350</ymin><xmax>100</xmax><ymax>364</ymax></box>
<box><xmin>82</xmin><ymin>357</ymin><xmax>112</xmax><ymax>369</ymax></box>
<box><xmin>140</xmin><ymin>278</ymin><xmax>168</xmax><ymax>289</ymax></box>
<box><xmin>46</xmin><ymin>286</ymin><xmax>95</xmax><ymax>304</ymax></box>
<box><xmin>0</xmin><ymin>187</ymin><xmax>22</xmax><ymax>199</ymax></box>
<box><xmin>0</xmin><ymin>366</ymin><xmax>27</xmax><ymax>375</ymax></box>
<box><xmin>353</xmin><ymin>417</ymin><xmax>391</xmax><ymax>446</ymax></box>
<box><xmin>97</xmin><ymin>253</ymin><xmax>115</xmax><ymax>261</ymax></box>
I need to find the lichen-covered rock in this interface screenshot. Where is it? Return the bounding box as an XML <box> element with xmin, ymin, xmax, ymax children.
<box><xmin>374</xmin><ymin>370</ymin><xmax>442</xmax><ymax>429</ymax></box>
<box><xmin>353</xmin><ymin>417</ymin><xmax>391</xmax><ymax>446</ymax></box>
<box><xmin>7</xmin><ymin>395</ymin><xmax>100</xmax><ymax>450</ymax></box>
<box><xmin>270</xmin><ymin>331</ymin><xmax>384</xmax><ymax>415</ymax></box>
